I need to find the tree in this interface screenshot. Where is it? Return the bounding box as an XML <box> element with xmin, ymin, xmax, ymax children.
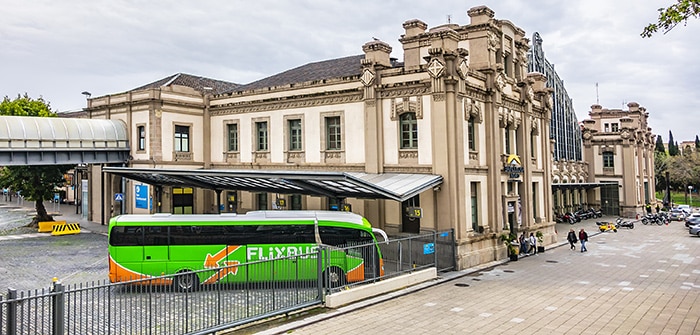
<box><xmin>0</xmin><ymin>94</ymin><xmax>72</xmax><ymax>226</ymax></box>
<box><xmin>668</xmin><ymin>130</ymin><xmax>680</xmax><ymax>156</ymax></box>
<box><xmin>695</xmin><ymin>135</ymin><xmax>699</xmax><ymax>149</ymax></box>
<box><xmin>655</xmin><ymin>135</ymin><xmax>667</xmax><ymax>153</ymax></box>
<box><xmin>642</xmin><ymin>0</ymin><xmax>700</xmax><ymax>37</ymax></box>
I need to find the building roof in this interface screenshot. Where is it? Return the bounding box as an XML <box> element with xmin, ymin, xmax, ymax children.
<box><xmin>132</xmin><ymin>73</ymin><xmax>240</xmax><ymax>95</ymax></box>
<box><xmin>231</xmin><ymin>55</ymin><xmax>365</xmax><ymax>93</ymax></box>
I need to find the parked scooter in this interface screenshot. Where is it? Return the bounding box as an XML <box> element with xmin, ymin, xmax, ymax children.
<box><xmin>616</xmin><ymin>217</ymin><xmax>634</xmax><ymax>229</ymax></box>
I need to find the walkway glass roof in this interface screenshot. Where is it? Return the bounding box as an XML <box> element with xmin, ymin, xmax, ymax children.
<box><xmin>103</xmin><ymin>167</ymin><xmax>443</xmax><ymax>202</ymax></box>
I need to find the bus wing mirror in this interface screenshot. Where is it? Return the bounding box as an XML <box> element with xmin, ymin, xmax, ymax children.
<box><xmin>372</xmin><ymin>228</ymin><xmax>389</xmax><ymax>244</ymax></box>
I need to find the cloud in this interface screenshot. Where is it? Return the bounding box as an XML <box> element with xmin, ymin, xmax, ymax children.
<box><xmin>1</xmin><ymin>0</ymin><xmax>698</xmax><ymax>140</ymax></box>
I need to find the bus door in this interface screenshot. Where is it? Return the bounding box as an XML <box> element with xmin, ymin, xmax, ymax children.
<box><xmin>142</xmin><ymin>226</ymin><xmax>169</xmax><ymax>277</ymax></box>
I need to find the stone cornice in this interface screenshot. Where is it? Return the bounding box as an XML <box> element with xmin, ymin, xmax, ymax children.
<box><xmin>211</xmin><ymin>91</ymin><xmax>363</xmax><ymax>115</ymax></box>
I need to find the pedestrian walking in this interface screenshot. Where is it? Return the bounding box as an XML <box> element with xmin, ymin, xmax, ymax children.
<box><xmin>567</xmin><ymin>228</ymin><xmax>578</xmax><ymax>250</ymax></box>
<box><xmin>529</xmin><ymin>232</ymin><xmax>537</xmax><ymax>255</ymax></box>
<box><xmin>519</xmin><ymin>232</ymin><xmax>528</xmax><ymax>255</ymax></box>
<box><xmin>579</xmin><ymin>228</ymin><xmax>588</xmax><ymax>252</ymax></box>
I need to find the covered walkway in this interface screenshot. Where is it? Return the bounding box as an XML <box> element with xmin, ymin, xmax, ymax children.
<box><xmin>0</xmin><ymin>115</ymin><xmax>130</xmax><ymax>165</ymax></box>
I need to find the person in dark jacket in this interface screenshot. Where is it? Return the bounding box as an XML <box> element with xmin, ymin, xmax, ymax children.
<box><xmin>579</xmin><ymin>228</ymin><xmax>588</xmax><ymax>252</ymax></box>
<box><xmin>567</xmin><ymin>228</ymin><xmax>578</xmax><ymax>250</ymax></box>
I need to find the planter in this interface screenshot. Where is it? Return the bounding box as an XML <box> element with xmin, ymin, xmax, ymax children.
<box><xmin>509</xmin><ymin>254</ymin><xmax>518</xmax><ymax>261</ymax></box>
<box><xmin>537</xmin><ymin>246</ymin><xmax>545</xmax><ymax>253</ymax></box>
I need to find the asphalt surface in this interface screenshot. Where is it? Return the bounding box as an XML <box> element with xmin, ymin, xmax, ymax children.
<box><xmin>1</xmin><ymin>203</ymin><xmax>698</xmax><ymax>335</ymax></box>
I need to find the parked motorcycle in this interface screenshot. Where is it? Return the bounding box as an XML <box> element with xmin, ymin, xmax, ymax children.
<box><xmin>616</xmin><ymin>217</ymin><xmax>634</xmax><ymax>229</ymax></box>
<box><xmin>589</xmin><ymin>208</ymin><xmax>603</xmax><ymax>218</ymax></box>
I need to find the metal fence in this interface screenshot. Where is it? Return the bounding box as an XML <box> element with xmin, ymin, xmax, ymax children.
<box><xmin>1</xmin><ymin>230</ymin><xmax>455</xmax><ymax>334</ymax></box>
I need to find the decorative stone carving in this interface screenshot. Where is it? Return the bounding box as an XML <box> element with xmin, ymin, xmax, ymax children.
<box><xmin>495</xmin><ymin>73</ymin><xmax>506</xmax><ymax>92</ymax></box>
<box><xmin>360</xmin><ymin>69</ymin><xmax>375</xmax><ymax>86</ymax></box>
<box><xmin>427</xmin><ymin>58</ymin><xmax>445</xmax><ymax>78</ymax></box>
<box><xmin>457</xmin><ymin>57</ymin><xmax>469</xmax><ymax>79</ymax></box>
<box><xmin>527</xmin><ymin>86</ymin><xmax>535</xmax><ymax>101</ymax></box>
<box><xmin>487</xmin><ymin>32</ymin><xmax>499</xmax><ymax>51</ymax></box>
<box><xmin>391</xmin><ymin>97</ymin><xmax>423</xmax><ymax>120</ymax></box>
<box><xmin>530</xmin><ymin>116</ymin><xmax>539</xmax><ymax>135</ymax></box>
<box><xmin>464</xmin><ymin>98</ymin><xmax>483</xmax><ymax>123</ymax></box>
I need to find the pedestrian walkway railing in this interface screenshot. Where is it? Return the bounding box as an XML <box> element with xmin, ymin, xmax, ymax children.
<box><xmin>0</xmin><ymin>230</ymin><xmax>455</xmax><ymax>334</ymax></box>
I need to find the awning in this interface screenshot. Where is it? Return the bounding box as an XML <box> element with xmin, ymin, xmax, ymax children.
<box><xmin>102</xmin><ymin>167</ymin><xmax>443</xmax><ymax>202</ymax></box>
<box><xmin>551</xmin><ymin>182</ymin><xmax>619</xmax><ymax>190</ymax></box>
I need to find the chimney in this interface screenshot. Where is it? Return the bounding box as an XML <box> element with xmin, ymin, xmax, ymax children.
<box><xmin>400</xmin><ymin>19</ymin><xmax>428</xmax><ymax>71</ymax></box>
<box><xmin>363</xmin><ymin>40</ymin><xmax>393</xmax><ymax>68</ymax></box>
<box><xmin>467</xmin><ymin>6</ymin><xmax>495</xmax><ymax>26</ymax></box>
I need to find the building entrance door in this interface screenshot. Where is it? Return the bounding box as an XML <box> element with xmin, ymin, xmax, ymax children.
<box><xmin>600</xmin><ymin>183</ymin><xmax>620</xmax><ymax>216</ymax></box>
<box><xmin>401</xmin><ymin>195</ymin><xmax>420</xmax><ymax>234</ymax></box>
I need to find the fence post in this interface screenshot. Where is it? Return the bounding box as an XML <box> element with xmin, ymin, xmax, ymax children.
<box><xmin>451</xmin><ymin>228</ymin><xmax>456</xmax><ymax>270</ymax></box>
<box><xmin>7</xmin><ymin>288</ymin><xmax>17</xmax><ymax>335</ymax></box>
<box><xmin>51</xmin><ymin>280</ymin><xmax>65</xmax><ymax>335</ymax></box>
<box><xmin>316</xmin><ymin>246</ymin><xmax>324</xmax><ymax>299</ymax></box>
<box><xmin>433</xmin><ymin>231</ymin><xmax>438</xmax><ymax>268</ymax></box>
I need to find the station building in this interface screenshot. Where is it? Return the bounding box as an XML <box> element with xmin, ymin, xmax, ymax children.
<box><xmin>80</xmin><ymin>6</ymin><xmax>567</xmax><ymax>269</ymax></box>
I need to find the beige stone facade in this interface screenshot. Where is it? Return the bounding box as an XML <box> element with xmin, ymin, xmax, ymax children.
<box><xmin>83</xmin><ymin>6</ymin><xmax>559</xmax><ymax>270</ymax></box>
<box><xmin>581</xmin><ymin>102</ymin><xmax>657</xmax><ymax>217</ymax></box>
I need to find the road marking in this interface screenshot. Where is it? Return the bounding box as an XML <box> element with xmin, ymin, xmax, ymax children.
<box><xmin>618</xmin><ymin>281</ymin><xmax>630</xmax><ymax>286</ymax></box>
<box><xmin>450</xmin><ymin>307</ymin><xmax>463</xmax><ymax>312</ymax></box>
<box><xmin>544</xmin><ymin>306</ymin><xmax>557</xmax><ymax>311</ymax></box>
<box><xmin>424</xmin><ymin>302</ymin><xmax>436</xmax><ymax>307</ymax></box>
<box><xmin>639</xmin><ymin>275</ymin><xmax>649</xmax><ymax>278</ymax></box>
<box><xmin>510</xmin><ymin>318</ymin><xmax>525</xmax><ymax>323</ymax></box>
<box><xmin>479</xmin><ymin>313</ymin><xmax>492</xmax><ymax>317</ymax></box>
<box><xmin>621</xmin><ymin>287</ymin><xmax>634</xmax><ymax>291</ymax></box>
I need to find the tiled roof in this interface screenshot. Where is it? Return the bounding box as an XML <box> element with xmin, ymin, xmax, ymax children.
<box><xmin>132</xmin><ymin>73</ymin><xmax>240</xmax><ymax>95</ymax></box>
<box><xmin>232</xmin><ymin>55</ymin><xmax>365</xmax><ymax>93</ymax></box>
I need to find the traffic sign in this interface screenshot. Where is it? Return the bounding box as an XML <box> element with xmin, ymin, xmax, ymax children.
<box><xmin>114</xmin><ymin>193</ymin><xmax>124</xmax><ymax>201</ymax></box>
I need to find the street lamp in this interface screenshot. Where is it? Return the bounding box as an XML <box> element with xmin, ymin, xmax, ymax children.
<box><xmin>689</xmin><ymin>185</ymin><xmax>694</xmax><ymax>208</ymax></box>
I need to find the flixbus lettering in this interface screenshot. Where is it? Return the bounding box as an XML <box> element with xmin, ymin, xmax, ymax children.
<box><xmin>246</xmin><ymin>245</ymin><xmax>318</xmax><ymax>261</ymax></box>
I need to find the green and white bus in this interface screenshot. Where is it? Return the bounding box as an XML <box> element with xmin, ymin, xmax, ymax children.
<box><xmin>108</xmin><ymin>210</ymin><xmax>387</xmax><ymax>290</ymax></box>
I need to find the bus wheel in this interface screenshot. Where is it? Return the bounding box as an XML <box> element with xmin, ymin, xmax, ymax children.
<box><xmin>174</xmin><ymin>271</ymin><xmax>199</xmax><ymax>292</ymax></box>
<box><xmin>324</xmin><ymin>267</ymin><xmax>346</xmax><ymax>288</ymax></box>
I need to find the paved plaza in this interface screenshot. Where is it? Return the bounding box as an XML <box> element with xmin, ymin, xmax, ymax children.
<box><xmin>258</xmin><ymin>221</ymin><xmax>700</xmax><ymax>335</ymax></box>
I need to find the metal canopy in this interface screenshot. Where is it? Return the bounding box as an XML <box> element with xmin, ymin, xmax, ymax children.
<box><xmin>551</xmin><ymin>182</ymin><xmax>619</xmax><ymax>190</ymax></box>
<box><xmin>102</xmin><ymin>167</ymin><xmax>443</xmax><ymax>202</ymax></box>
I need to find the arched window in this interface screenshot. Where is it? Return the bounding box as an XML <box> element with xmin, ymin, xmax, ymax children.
<box><xmin>400</xmin><ymin>112</ymin><xmax>418</xmax><ymax>149</ymax></box>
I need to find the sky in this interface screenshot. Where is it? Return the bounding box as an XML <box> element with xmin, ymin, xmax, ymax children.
<box><xmin>2</xmin><ymin>0</ymin><xmax>699</xmax><ymax>142</ymax></box>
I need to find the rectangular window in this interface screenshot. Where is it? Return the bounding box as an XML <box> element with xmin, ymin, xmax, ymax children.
<box><xmin>470</xmin><ymin>182</ymin><xmax>479</xmax><ymax>231</ymax></box>
<box><xmin>604</xmin><ymin>123</ymin><xmax>609</xmax><ymax>132</ymax></box>
<box><xmin>505</xmin><ymin>129</ymin><xmax>511</xmax><ymax>154</ymax></box>
<box><xmin>289</xmin><ymin>119</ymin><xmax>302</xmax><ymax>151</ymax></box>
<box><xmin>532</xmin><ymin>182</ymin><xmax>538</xmax><ymax>219</ymax></box>
<box><xmin>326</xmin><ymin>116</ymin><xmax>341</xmax><ymax>150</ymax></box>
<box><xmin>530</xmin><ymin>131</ymin><xmax>536</xmax><ymax>158</ymax></box>
<box><xmin>291</xmin><ymin>194</ymin><xmax>302</xmax><ymax>210</ymax></box>
<box><xmin>611</xmin><ymin>123</ymin><xmax>619</xmax><ymax>132</ymax></box>
<box><xmin>227</xmin><ymin>123</ymin><xmax>238</xmax><ymax>151</ymax></box>
<box><xmin>603</xmin><ymin>151</ymin><xmax>614</xmax><ymax>168</ymax></box>
<box><xmin>468</xmin><ymin>119</ymin><xmax>475</xmax><ymax>151</ymax></box>
<box><xmin>174</xmin><ymin>125</ymin><xmax>190</xmax><ymax>152</ymax></box>
<box><xmin>137</xmin><ymin>125</ymin><xmax>146</xmax><ymax>151</ymax></box>
<box><xmin>400</xmin><ymin>113</ymin><xmax>418</xmax><ymax>149</ymax></box>
<box><xmin>256</xmin><ymin>121</ymin><xmax>268</xmax><ymax>151</ymax></box>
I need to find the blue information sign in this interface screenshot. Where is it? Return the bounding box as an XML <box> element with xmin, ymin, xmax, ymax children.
<box><xmin>423</xmin><ymin>243</ymin><xmax>435</xmax><ymax>255</ymax></box>
<box><xmin>135</xmin><ymin>185</ymin><xmax>148</xmax><ymax>209</ymax></box>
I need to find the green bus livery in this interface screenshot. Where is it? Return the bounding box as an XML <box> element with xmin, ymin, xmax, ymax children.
<box><xmin>108</xmin><ymin>211</ymin><xmax>386</xmax><ymax>290</ymax></box>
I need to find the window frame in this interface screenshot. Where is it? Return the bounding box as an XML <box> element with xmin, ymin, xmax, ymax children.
<box><xmin>136</xmin><ymin>124</ymin><xmax>146</xmax><ymax>151</ymax></box>
<box><xmin>603</xmin><ymin>151</ymin><xmax>614</xmax><ymax>168</ymax></box>
<box><xmin>255</xmin><ymin>120</ymin><xmax>269</xmax><ymax>152</ymax></box>
<box><xmin>226</xmin><ymin>122</ymin><xmax>239</xmax><ymax>152</ymax></box>
<box><xmin>174</xmin><ymin>124</ymin><xmax>190</xmax><ymax>152</ymax></box>
<box><xmin>399</xmin><ymin>112</ymin><xmax>418</xmax><ymax>149</ymax></box>
<box><xmin>288</xmin><ymin>118</ymin><xmax>303</xmax><ymax>151</ymax></box>
<box><xmin>325</xmin><ymin>115</ymin><xmax>342</xmax><ymax>151</ymax></box>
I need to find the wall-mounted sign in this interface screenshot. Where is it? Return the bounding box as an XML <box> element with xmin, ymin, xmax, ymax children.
<box><xmin>503</xmin><ymin>154</ymin><xmax>524</xmax><ymax>181</ymax></box>
<box><xmin>135</xmin><ymin>185</ymin><xmax>148</xmax><ymax>209</ymax></box>
<box><xmin>407</xmin><ymin>206</ymin><xmax>423</xmax><ymax>218</ymax></box>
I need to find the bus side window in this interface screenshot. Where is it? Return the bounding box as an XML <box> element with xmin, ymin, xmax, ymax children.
<box><xmin>319</xmin><ymin>226</ymin><xmax>372</xmax><ymax>246</ymax></box>
<box><xmin>143</xmin><ymin>226</ymin><xmax>169</xmax><ymax>246</ymax></box>
<box><xmin>109</xmin><ymin>226</ymin><xmax>143</xmax><ymax>246</ymax></box>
